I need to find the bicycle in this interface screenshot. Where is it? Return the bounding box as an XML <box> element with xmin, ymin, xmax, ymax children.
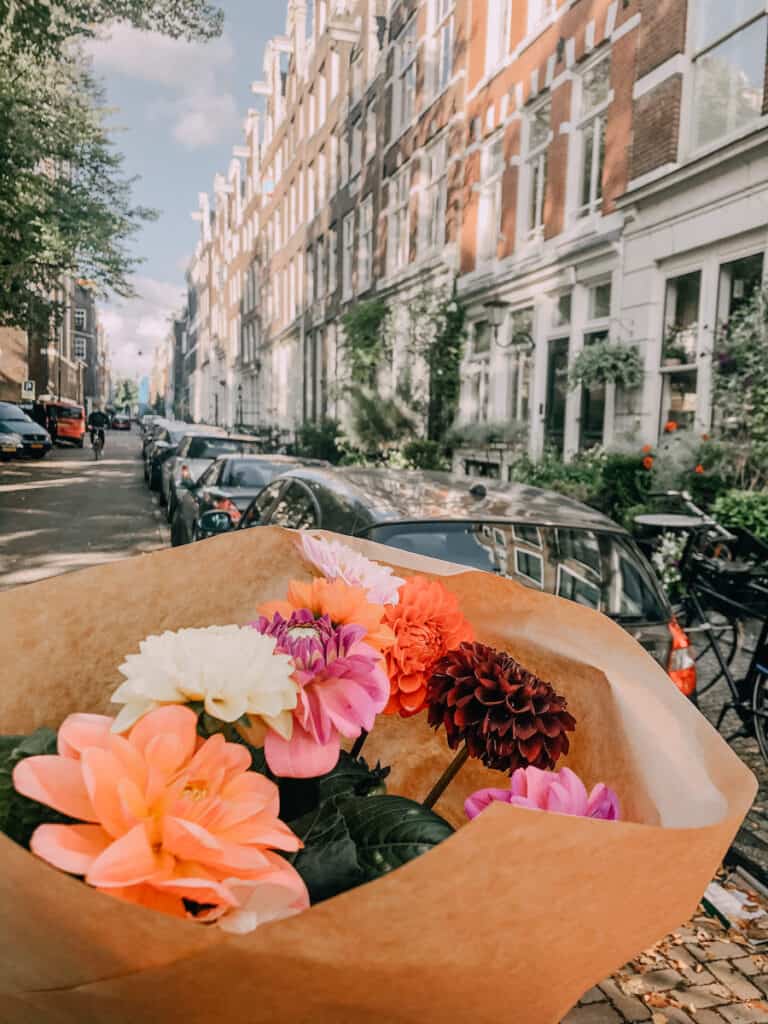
<box><xmin>91</xmin><ymin>428</ymin><xmax>105</xmax><ymax>461</ymax></box>
<box><xmin>635</xmin><ymin>492</ymin><xmax>768</xmax><ymax>763</ymax></box>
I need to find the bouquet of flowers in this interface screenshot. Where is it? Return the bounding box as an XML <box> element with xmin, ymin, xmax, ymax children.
<box><xmin>0</xmin><ymin>527</ymin><xmax>755</xmax><ymax>1024</ymax></box>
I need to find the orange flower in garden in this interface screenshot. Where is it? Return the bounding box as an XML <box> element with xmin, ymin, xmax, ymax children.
<box><xmin>701</xmin><ymin>433</ymin><xmax>710</xmax><ymax>442</ymax></box>
<box><xmin>695</xmin><ymin>464</ymin><xmax>705</xmax><ymax>474</ymax></box>
<box><xmin>260</xmin><ymin>577</ymin><xmax>394</xmax><ymax>652</ymax></box>
<box><xmin>641</xmin><ymin>444</ymin><xmax>653</xmax><ymax>454</ymax></box>
<box><xmin>664</xmin><ymin>420</ymin><xmax>678</xmax><ymax>433</ymax></box>
<box><xmin>642</xmin><ymin>456</ymin><xmax>654</xmax><ymax>470</ymax></box>
<box><xmin>383</xmin><ymin>576</ymin><xmax>474</xmax><ymax>717</ymax></box>
<box><xmin>13</xmin><ymin>707</ymin><xmax>308</xmax><ymax>929</ymax></box>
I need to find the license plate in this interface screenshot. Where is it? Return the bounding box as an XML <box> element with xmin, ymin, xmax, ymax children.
<box><xmin>30</xmin><ymin>443</ymin><xmax>43</xmax><ymax>449</ymax></box>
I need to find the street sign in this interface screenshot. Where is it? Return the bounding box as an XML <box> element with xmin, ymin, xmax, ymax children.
<box><xmin>21</xmin><ymin>380</ymin><xmax>35</xmax><ymax>400</ymax></box>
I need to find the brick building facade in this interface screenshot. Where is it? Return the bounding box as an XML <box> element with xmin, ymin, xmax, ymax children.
<box><xmin>183</xmin><ymin>0</ymin><xmax>768</xmax><ymax>470</ymax></box>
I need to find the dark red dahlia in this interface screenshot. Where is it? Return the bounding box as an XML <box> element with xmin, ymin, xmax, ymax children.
<box><xmin>426</xmin><ymin>642</ymin><xmax>576</xmax><ymax>773</ymax></box>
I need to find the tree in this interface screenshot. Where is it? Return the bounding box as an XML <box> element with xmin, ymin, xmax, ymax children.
<box><xmin>0</xmin><ymin>0</ymin><xmax>223</xmax><ymax>329</ymax></box>
<box><xmin>113</xmin><ymin>377</ymin><xmax>139</xmax><ymax>408</ymax></box>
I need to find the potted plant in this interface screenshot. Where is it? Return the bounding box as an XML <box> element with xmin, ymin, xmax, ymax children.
<box><xmin>568</xmin><ymin>341</ymin><xmax>643</xmax><ymax>391</ymax></box>
<box><xmin>662</xmin><ymin>326</ymin><xmax>694</xmax><ymax>366</ymax></box>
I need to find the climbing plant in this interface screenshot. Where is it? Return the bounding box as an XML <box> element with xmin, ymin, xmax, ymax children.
<box><xmin>340</xmin><ymin>299</ymin><xmax>391</xmax><ymax>390</ymax></box>
<box><xmin>425</xmin><ymin>292</ymin><xmax>466</xmax><ymax>443</ymax></box>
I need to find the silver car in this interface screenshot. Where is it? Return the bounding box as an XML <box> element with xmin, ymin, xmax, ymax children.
<box><xmin>162</xmin><ymin>432</ymin><xmax>262</xmax><ymax>523</ymax></box>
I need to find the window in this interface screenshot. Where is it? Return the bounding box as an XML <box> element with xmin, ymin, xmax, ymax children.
<box><xmin>577</xmin><ymin>56</ymin><xmax>611</xmax><ymax>218</ymax></box>
<box><xmin>395</xmin><ymin>18</ymin><xmax>417</xmax><ymax>137</ymax></box>
<box><xmin>308</xmin><ymin>89</ymin><xmax>316</xmax><ymax>135</ymax></box>
<box><xmin>590</xmin><ymin>281</ymin><xmax>612</xmax><ymax>320</ymax></box>
<box><xmin>74</xmin><ymin>308</ymin><xmax>86</xmax><ymax>330</ymax></box>
<box><xmin>486</xmin><ymin>0</ymin><xmax>511</xmax><ymax>72</ymax></box>
<box><xmin>433</xmin><ymin>0</ymin><xmax>454</xmax><ymax>94</ymax></box>
<box><xmin>331</xmin><ymin>51</ymin><xmax>340</xmax><ymax>99</ymax></box>
<box><xmin>307</xmin><ymin>246</ymin><xmax>315</xmax><ymax>304</ymax></box>
<box><xmin>318</xmin><ymin>149</ymin><xmax>326</xmax><ymax>207</ymax></box>
<box><xmin>388</xmin><ymin>165</ymin><xmax>411</xmax><ymax>274</ymax></box>
<box><xmin>267</xmin><ymin>481</ymin><xmax>319</xmax><ymax>530</ymax></box>
<box><xmin>340</xmin><ymin>132</ymin><xmax>350</xmax><ymax>183</ymax></box>
<box><xmin>692</xmin><ymin>1</ymin><xmax>767</xmax><ymax>149</ymax></box>
<box><xmin>74</xmin><ymin>336</ymin><xmax>87</xmax><ymax>361</ymax></box>
<box><xmin>515</xmin><ymin>548</ymin><xmax>544</xmax><ymax>587</ymax></box>
<box><xmin>318</xmin><ymin>67</ymin><xmax>327</xmax><ymax>124</ymax></box>
<box><xmin>359</xmin><ymin>196</ymin><xmax>373</xmax><ymax>292</ymax></box>
<box><xmin>329</xmin><ymin>226</ymin><xmax>338</xmax><ymax>292</ymax></box>
<box><xmin>525</xmin><ymin>101</ymin><xmax>550</xmax><ymax>237</ymax></box>
<box><xmin>506</xmin><ymin>307</ymin><xmax>534</xmax><ymax>424</ymax></box>
<box><xmin>307</xmin><ymin>162</ymin><xmax>316</xmax><ymax>219</ymax></box>
<box><xmin>316</xmin><ymin>236</ymin><xmax>326</xmax><ymax>298</ymax></box>
<box><xmin>366</xmin><ymin>104</ymin><xmax>377</xmax><ymax>162</ymax></box>
<box><xmin>552</xmin><ymin>292</ymin><xmax>572</xmax><ymax>328</ymax></box>
<box><xmin>351</xmin><ymin>121</ymin><xmax>362</xmax><ymax>176</ymax></box>
<box><xmin>662</xmin><ymin>271</ymin><xmax>701</xmax><ymax>368</ymax></box>
<box><xmin>527</xmin><ymin>0</ymin><xmax>555</xmax><ymax>35</ymax></box>
<box><xmin>330</xmin><ymin>134</ymin><xmax>338</xmax><ymax>194</ymax></box>
<box><xmin>421</xmin><ymin>135</ymin><xmax>448</xmax><ymax>255</ymax></box>
<box><xmin>478</xmin><ymin>135</ymin><xmax>505</xmax><ymax>262</ymax></box>
<box><xmin>342</xmin><ymin>213</ymin><xmax>354</xmax><ymax>298</ymax></box>
<box><xmin>579</xmin><ymin>282</ymin><xmax>611</xmax><ymax>450</ymax></box>
<box><xmin>461</xmin><ymin>320</ymin><xmax>492</xmax><ymax>424</ymax></box>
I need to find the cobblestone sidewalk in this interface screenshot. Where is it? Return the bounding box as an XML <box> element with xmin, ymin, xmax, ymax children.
<box><xmin>563</xmin><ymin>909</ymin><xmax>768</xmax><ymax>1023</ymax></box>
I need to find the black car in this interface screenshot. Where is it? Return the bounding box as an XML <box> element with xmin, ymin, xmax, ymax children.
<box><xmin>171</xmin><ymin>454</ymin><xmax>330</xmax><ymax>546</ymax></box>
<box><xmin>144</xmin><ymin>422</ymin><xmax>198</xmax><ymax>492</ymax></box>
<box><xmin>0</xmin><ymin>402</ymin><xmax>52</xmax><ymax>458</ymax></box>
<box><xmin>199</xmin><ymin>466</ymin><xmax>691</xmax><ymax>681</ymax></box>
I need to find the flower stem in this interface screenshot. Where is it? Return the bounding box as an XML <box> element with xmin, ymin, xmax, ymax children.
<box><xmin>350</xmin><ymin>729</ymin><xmax>368</xmax><ymax>761</ymax></box>
<box><xmin>423</xmin><ymin>744</ymin><xmax>470</xmax><ymax>810</ymax></box>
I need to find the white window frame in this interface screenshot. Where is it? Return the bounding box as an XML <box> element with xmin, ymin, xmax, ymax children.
<box><xmin>342</xmin><ymin>212</ymin><xmax>354</xmax><ymax>299</ymax></box>
<box><xmin>366</xmin><ymin>103</ymin><xmax>377</xmax><ymax>163</ymax></box>
<box><xmin>318</xmin><ymin>148</ymin><xmax>327</xmax><ymax>208</ymax></box>
<box><xmin>388</xmin><ymin>164</ymin><xmax>411</xmax><ymax>275</ymax></box>
<box><xmin>485</xmin><ymin>0</ymin><xmax>511</xmax><ymax>75</ymax></box>
<box><xmin>687</xmin><ymin>1</ymin><xmax>768</xmax><ymax>156</ymax></box>
<box><xmin>329</xmin><ymin>227</ymin><xmax>338</xmax><ymax>293</ymax></box>
<box><xmin>307</xmin><ymin>162</ymin><xmax>316</xmax><ymax>220</ymax></box>
<box><xmin>420</xmin><ymin>134</ymin><xmax>448</xmax><ymax>256</ymax></box>
<box><xmin>393</xmin><ymin>18</ymin><xmax>417</xmax><ymax>140</ymax></box>
<box><xmin>350</xmin><ymin>120</ymin><xmax>362</xmax><ymax>176</ymax></box>
<box><xmin>74</xmin><ymin>308</ymin><xmax>86</xmax><ymax>331</ymax></box>
<box><xmin>461</xmin><ymin>319</ymin><xmax>492</xmax><ymax>424</ymax></box>
<box><xmin>574</xmin><ymin>52</ymin><xmax>612</xmax><ymax>221</ymax></box>
<box><xmin>478</xmin><ymin>133</ymin><xmax>505</xmax><ymax>263</ymax></box>
<box><xmin>523</xmin><ymin>99</ymin><xmax>551</xmax><ymax>240</ymax></box>
<box><xmin>359</xmin><ymin>196</ymin><xmax>373</xmax><ymax>292</ymax></box>
<box><xmin>316</xmin><ymin>236</ymin><xmax>326</xmax><ymax>299</ymax></box>
<box><xmin>432</xmin><ymin>0</ymin><xmax>455</xmax><ymax>96</ymax></box>
<box><xmin>527</xmin><ymin>0</ymin><xmax>555</xmax><ymax>38</ymax></box>
<box><xmin>74</xmin><ymin>335</ymin><xmax>87</xmax><ymax>361</ymax></box>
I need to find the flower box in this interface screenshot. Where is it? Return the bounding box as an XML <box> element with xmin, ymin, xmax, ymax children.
<box><xmin>0</xmin><ymin>527</ymin><xmax>755</xmax><ymax>1023</ymax></box>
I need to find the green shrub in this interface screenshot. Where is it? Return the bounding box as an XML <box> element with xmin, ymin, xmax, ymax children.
<box><xmin>401</xmin><ymin>439</ymin><xmax>449</xmax><ymax>471</ymax></box>
<box><xmin>294</xmin><ymin>419</ymin><xmax>344</xmax><ymax>464</ymax></box>
<box><xmin>712</xmin><ymin>490</ymin><xmax>768</xmax><ymax>541</ymax></box>
<box><xmin>591</xmin><ymin>454</ymin><xmax>652</xmax><ymax>527</ymax></box>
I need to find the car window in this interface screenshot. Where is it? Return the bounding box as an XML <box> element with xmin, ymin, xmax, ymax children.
<box><xmin>241</xmin><ymin>481</ymin><xmax>284</xmax><ymax>529</ymax></box>
<box><xmin>53</xmin><ymin>406</ymin><xmax>83</xmax><ymax>419</ymax></box>
<box><xmin>364</xmin><ymin>522</ymin><xmax>499</xmax><ymax>572</ymax></box>
<box><xmin>198</xmin><ymin>462</ymin><xmax>223</xmax><ymax>487</ymax></box>
<box><xmin>186</xmin><ymin>438</ymin><xmax>259</xmax><ymax>459</ymax></box>
<box><xmin>224</xmin><ymin>461</ymin><xmax>270</xmax><ymax>488</ymax></box>
<box><xmin>267</xmin><ymin>481</ymin><xmax>320</xmax><ymax>530</ymax></box>
<box><xmin>0</xmin><ymin>408</ymin><xmax>30</xmax><ymax>422</ymax></box>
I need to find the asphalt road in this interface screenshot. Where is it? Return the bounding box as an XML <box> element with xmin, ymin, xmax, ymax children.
<box><xmin>0</xmin><ymin>427</ymin><xmax>166</xmax><ymax>590</ymax></box>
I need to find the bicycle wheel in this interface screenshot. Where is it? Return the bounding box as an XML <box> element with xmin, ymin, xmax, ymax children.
<box><xmin>751</xmin><ymin>671</ymin><xmax>768</xmax><ymax>765</ymax></box>
<box><xmin>679</xmin><ymin>604</ymin><xmax>742</xmax><ymax>667</ymax></box>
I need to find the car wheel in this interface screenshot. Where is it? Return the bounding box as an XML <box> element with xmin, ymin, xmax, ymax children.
<box><xmin>170</xmin><ymin>510</ymin><xmax>186</xmax><ymax>547</ymax></box>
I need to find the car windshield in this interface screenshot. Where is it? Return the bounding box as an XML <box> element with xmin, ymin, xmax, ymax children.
<box><xmin>223</xmin><ymin>461</ymin><xmax>272</xmax><ymax>487</ymax></box>
<box><xmin>0</xmin><ymin>408</ymin><xmax>29</xmax><ymax>422</ymax></box>
<box><xmin>186</xmin><ymin>438</ymin><xmax>259</xmax><ymax>459</ymax></box>
<box><xmin>52</xmin><ymin>406</ymin><xmax>83</xmax><ymax>419</ymax></box>
<box><xmin>364</xmin><ymin>521</ymin><xmax>667</xmax><ymax>623</ymax></box>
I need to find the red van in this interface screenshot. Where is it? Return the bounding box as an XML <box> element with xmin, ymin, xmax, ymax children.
<box><xmin>46</xmin><ymin>401</ymin><xmax>86</xmax><ymax>447</ymax></box>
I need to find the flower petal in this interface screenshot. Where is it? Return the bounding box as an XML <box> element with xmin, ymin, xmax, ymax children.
<box><xmin>31</xmin><ymin>824</ymin><xmax>112</xmax><ymax>875</ymax></box>
<box><xmin>128</xmin><ymin>705</ymin><xmax>197</xmax><ymax>764</ymax></box>
<box><xmin>13</xmin><ymin>756</ymin><xmax>97</xmax><ymax>822</ymax></box>
<box><xmin>464</xmin><ymin>788</ymin><xmax>512</xmax><ymax>820</ymax></box>
<box><xmin>264</xmin><ymin>722</ymin><xmax>340</xmax><ymax>779</ymax></box>
<box><xmin>86</xmin><ymin>823</ymin><xmax>159</xmax><ymax>888</ymax></box>
<box><xmin>217</xmin><ymin>810</ymin><xmax>303</xmax><ymax>852</ymax></box>
<box><xmin>80</xmin><ymin>748</ymin><xmax>134</xmax><ymax>838</ymax></box>
<box><xmin>57</xmin><ymin>714</ymin><xmax>114</xmax><ymax>759</ymax></box>
<box><xmin>111</xmin><ymin>700</ymin><xmax>155</xmax><ymax>735</ymax></box>
<box><xmin>218</xmin><ymin>867</ymin><xmax>309</xmax><ymax>935</ymax></box>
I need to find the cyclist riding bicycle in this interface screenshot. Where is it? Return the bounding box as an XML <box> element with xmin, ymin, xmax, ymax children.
<box><xmin>87</xmin><ymin>407</ymin><xmax>109</xmax><ymax>450</ymax></box>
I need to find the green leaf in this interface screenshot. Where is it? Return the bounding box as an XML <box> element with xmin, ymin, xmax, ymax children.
<box><xmin>290</xmin><ymin>799</ymin><xmax>364</xmax><ymax>903</ymax></box>
<box><xmin>0</xmin><ymin>728</ymin><xmax>70</xmax><ymax>848</ymax></box>
<box><xmin>339</xmin><ymin>796</ymin><xmax>454</xmax><ymax>882</ymax></box>
<box><xmin>315</xmin><ymin>751</ymin><xmax>390</xmax><ymax>803</ymax></box>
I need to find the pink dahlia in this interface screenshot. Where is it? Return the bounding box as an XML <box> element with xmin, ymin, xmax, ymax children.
<box><xmin>254</xmin><ymin>610</ymin><xmax>389</xmax><ymax>778</ymax></box>
<box><xmin>300</xmin><ymin>533</ymin><xmax>405</xmax><ymax>605</ymax></box>
<box><xmin>465</xmin><ymin>766</ymin><xmax>620</xmax><ymax>822</ymax></box>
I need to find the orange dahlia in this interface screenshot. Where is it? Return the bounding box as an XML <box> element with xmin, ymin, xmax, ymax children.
<box><xmin>260</xmin><ymin>577</ymin><xmax>394</xmax><ymax>652</ymax></box>
<box><xmin>383</xmin><ymin>576</ymin><xmax>474</xmax><ymax>717</ymax></box>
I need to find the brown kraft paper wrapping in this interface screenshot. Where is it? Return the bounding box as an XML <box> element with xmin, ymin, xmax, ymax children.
<box><xmin>0</xmin><ymin>526</ymin><xmax>756</xmax><ymax>1024</ymax></box>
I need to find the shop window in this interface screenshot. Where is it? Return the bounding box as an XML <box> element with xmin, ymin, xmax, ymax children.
<box><xmin>663</xmin><ymin>271</ymin><xmax>701</xmax><ymax>366</ymax></box>
<box><xmin>659</xmin><ymin>368</ymin><xmax>698</xmax><ymax>433</ymax></box>
<box><xmin>718</xmin><ymin>252</ymin><xmax>764</xmax><ymax>323</ymax></box>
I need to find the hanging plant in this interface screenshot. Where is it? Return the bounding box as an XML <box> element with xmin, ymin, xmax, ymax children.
<box><xmin>568</xmin><ymin>341</ymin><xmax>642</xmax><ymax>390</ymax></box>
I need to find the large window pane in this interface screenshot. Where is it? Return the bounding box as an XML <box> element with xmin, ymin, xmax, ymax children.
<box><xmin>663</xmin><ymin>271</ymin><xmax>701</xmax><ymax>365</ymax></box>
<box><xmin>660</xmin><ymin>368</ymin><xmax>698</xmax><ymax>432</ymax></box>
<box><xmin>694</xmin><ymin>0</ymin><xmax>763</xmax><ymax>51</ymax></box>
<box><xmin>693</xmin><ymin>20</ymin><xmax>767</xmax><ymax>149</ymax></box>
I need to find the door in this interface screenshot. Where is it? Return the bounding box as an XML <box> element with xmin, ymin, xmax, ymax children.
<box><xmin>545</xmin><ymin>338</ymin><xmax>569</xmax><ymax>454</ymax></box>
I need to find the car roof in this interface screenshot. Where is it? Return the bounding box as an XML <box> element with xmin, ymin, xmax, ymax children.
<box><xmin>213</xmin><ymin>453</ymin><xmax>329</xmax><ymax>466</ymax></box>
<box><xmin>273</xmin><ymin>466</ymin><xmax>627</xmax><ymax>534</ymax></box>
<box><xmin>0</xmin><ymin>402</ymin><xmax>26</xmax><ymax>414</ymax></box>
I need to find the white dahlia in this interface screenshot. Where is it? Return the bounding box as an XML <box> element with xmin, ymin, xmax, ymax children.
<box><xmin>300</xmin><ymin>533</ymin><xmax>405</xmax><ymax>606</ymax></box>
<box><xmin>111</xmin><ymin>625</ymin><xmax>298</xmax><ymax>736</ymax></box>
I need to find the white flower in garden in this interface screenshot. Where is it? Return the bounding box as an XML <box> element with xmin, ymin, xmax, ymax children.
<box><xmin>300</xmin><ymin>533</ymin><xmax>405</xmax><ymax>605</ymax></box>
<box><xmin>111</xmin><ymin>625</ymin><xmax>298</xmax><ymax>735</ymax></box>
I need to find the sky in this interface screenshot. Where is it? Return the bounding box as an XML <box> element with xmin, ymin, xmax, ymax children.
<box><xmin>86</xmin><ymin>1</ymin><xmax>287</xmax><ymax>381</ymax></box>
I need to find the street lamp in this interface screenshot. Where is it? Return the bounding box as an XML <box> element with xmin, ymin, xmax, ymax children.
<box><xmin>485</xmin><ymin>298</ymin><xmax>510</xmax><ymax>348</ymax></box>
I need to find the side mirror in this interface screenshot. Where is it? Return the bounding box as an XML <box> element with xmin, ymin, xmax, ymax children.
<box><xmin>199</xmin><ymin>510</ymin><xmax>234</xmax><ymax>536</ymax></box>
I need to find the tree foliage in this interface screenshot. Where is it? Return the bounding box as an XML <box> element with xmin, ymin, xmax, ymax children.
<box><xmin>113</xmin><ymin>377</ymin><xmax>139</xmax><ymax>407</ymax></box>
<box><xmin>0</xmin><ymin>0</ymin><xmax>223</xmax><ymax>329</ymax></box>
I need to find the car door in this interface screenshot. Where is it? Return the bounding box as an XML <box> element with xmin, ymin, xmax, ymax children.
<box><xmin>262</xmin><ymin>480</ymin><xmax>321</xmax><ymax>531</ymax></box>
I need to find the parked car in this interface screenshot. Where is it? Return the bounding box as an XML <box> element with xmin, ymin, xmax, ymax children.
<box><xmin>0</xmin><ymin>402</ymin><xmax>52</xmax><ymax>458</ymax></box>
<box><xmin>141</xmin><ymin>418</ymin><xmax>172</xmax><ymax>461</ymax></box>
<box><xmin>144</xmin><ymin>422</ymin><xmax>207</xmax><ymax>493</ymax></box>
<box><xmin>171</xmin><ymin>454</ymin><xmax>329</xmax><ymax>546</ymax></box>
<box><xmin>45</xmin><ymin>401</ymin><xmax>86</xmax><ymax>447</ymax></box>
<box><xmin>162</xmin><ymin>432</ymin><xmax>261</xmax><ymax>523</ymax></box>
<box><xmin>0</xmin><ymin>428</ymin><xmax>24</xmax><ymax>460</ymax></box>
<box><xmin>200</xmin><ymin>467</ymin><xmax>695</xmax><ymax>691</ymax></box>
<box><xmin>112</xmin><ymin>412</ymin><xmax>131</xmax><ymax>431</ymax></box>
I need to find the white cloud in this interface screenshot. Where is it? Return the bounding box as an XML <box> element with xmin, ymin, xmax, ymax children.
<box><xmin>86</xmin><ymin>25</ymin><xmax>241</xmax><ymax>150</ymax></box>
<box><xmin>101</xmin><ymin>276</ymin><xmax>185</xmax><ymax>380</ymax></box>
